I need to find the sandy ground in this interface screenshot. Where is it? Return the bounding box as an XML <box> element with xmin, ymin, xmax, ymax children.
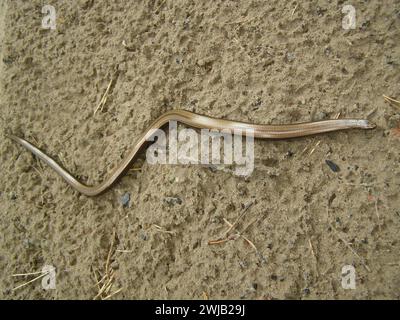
<box><xmin>0</xmin><ymin>0</ymin><xmax>399</xmax><ymax>299</ymax></box>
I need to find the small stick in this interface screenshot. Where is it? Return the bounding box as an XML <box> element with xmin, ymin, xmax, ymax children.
<box><xmin>300</xmin><ymin>140</ymin><xmax>312</xmax><ymax>156</ymax></box>
<box><xmin>104</xmin><ymin>276</ymin><xmax>115</xmax><ymax>295</ymax></box>
<box><xmin>309</xmin><ymin>140</ymin><xmax>321</xmax><ymax>156</ymax></box>
<box><xmin>31</xmin><ymin>166</ymin><xmax>45</xmax><ymax>179</ymax></box>
<box><xmin>308</xmin><ymin>237</ymin><xmax>320</xmax><ymax>276</ymax></box>
<box><xmin>240</xmin><ymin>217</ymin><xmax>259</xmax><ymax>234</ymax></box>
<box><xmin>223</xmin><ymin>202</ymin><xmax>254</xmax><ymax>237</ymax></box>
<box><xmin>343</xmin><ymin>182</ymin><xmax>375</xmax><ymax>187</ymax></box>
<box><xmin>93</xmin><ymin>270</ymin><xmax>101</xmax><ymax>290</ymax></box>
<box><xmin>103</xmin><ymin>288</ymin><xmax>123</xmax><ymax>300</ymax></box>
<box><xmin>223</xmin><ymin>219</ymin><xmax>259</xmax><ymax>254</ymax></box>
<box><xmin>93</xmin><ymin>270</ymin><xmax>107</xmax><ymax>289</ymax></box>
<box><xmin>154</xmin><ymin>0</ymin><xmax>166</xmax><ymax>13</ymax></box>
<box><xmin>383</xmin><ymin>94</ymin><xmax>400</xmax><ymax>108</ymax></box>
<box><xmin>93</xmin><ymin>273</ymin><xmax>115</xmax><ymax>300</ymax></box>
<box><xmin>366</xmin><ymin>107</ymin><xmax>377</xmax><ymax>118</ymax></box>
<box><xmin>30</xmin><ymin>135</ymin><xmax>40</xmax><ymax>146</ymax></box>
<box><xmin>12</xmin><ymin>271</ymin><xmax>49</xmax><ymax>291</ymax></box>
<box><xmin>94</xmin><ymin>79</ymin><xmax>113</xmax><ymax>115</ymax></box>
<box><xmin>12</xmin><ymin>270</ymin><xmax>44</xmax><ymax>277</ymax></box>
<box><xmin>308</xmin><ymin>238</ymin><xmax>316</xmax><ymax>259</ymax></box>
<box><xmin>116</xmin><ymin>249</ymin><xmax>133</xmax><ymax>253</ymax></box>
<box><xmin>208</xmin><ymin>234</ymin><xmax>238</xmax><ymax>245</ymax></box>
<box><xmin>153</xmin><ymin>224</ymin><xmax>175</xmax><ymax>235</ymax></box>
<box><xmin>291</xmin><ymin>4</ymin><xmax>298</xmax><ymax>16</ymax></box>
<box><xmin>225</xmin><ymin>16</ymin><xmax>256</xmax><ymax>25</ymax></box>
<box><xmin>105</xmin><ymin>230</ymin><xmax>116</xmax><ymax>277</ymax></box>
<box><xmin>331</xmin><ymin>224</ymin><xmax>371</xmax><ymax>272</ymax></box>
<box><xmin>375</xmin><ymin>199</ymin><xmax>381</xmax><ymax>231</ymax></box>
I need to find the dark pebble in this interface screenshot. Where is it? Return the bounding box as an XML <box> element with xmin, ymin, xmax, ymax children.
<box><xmin>164</xmin><ymin>196</ymin><xmax>182</xmax><ymax>206</ymax></box>
<box><xmin>139</xmin><ymin>230</ymin><xmax>148</xmax><ymax>241</ymax></box>
<box><xmin>3</xmin><ymin>56</ymin><xmax>14</xmax><ymax>65</ymax></box>
<box><xmin>286</xmin><ymin>150</ymin><xmax>294</xmax><ymax>158</ymax></box>
<box><xmin>120</xmin><ymin>192</ymin><xmax>130</xmax><ymax>208</ymax></box>
<box><xmin>328</xmin><ymin>193</ymin><xmax>336</xmax><ymax>206</ymax></box>
<box><xmin>325</xmin><ymin>160</ymin><xmax>340</xmax><ymax>172</ymax></box>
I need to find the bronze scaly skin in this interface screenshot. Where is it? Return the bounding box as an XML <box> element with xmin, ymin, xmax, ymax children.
<box><xmin>6</xmin><ymin>109</ymin><xmax>376</xmax><ymax>196</ymax></box>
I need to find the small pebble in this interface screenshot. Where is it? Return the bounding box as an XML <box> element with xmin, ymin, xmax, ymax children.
<box><xmin>314</xmin><ymin>111</ymin><xmax>328</xmax><ymax>121</ymax></box>
<box><xmin>285</xmin><ymin>52</ymin><xmax>296</xmax><ymax>62</ymax></box>
<box><xmin>328</xmin><ymin>193</ymin><xmax>336</xmax><ymax>206</ymax></box>
<box><xmin>110</xmin><ymin>261</ymin><xmax>119</xmax><ymax>270</ymax></box>
<box><xmin>3</xmin><ymin>56</ymin><xmax>14</xmax><ymax>65</ymax></box>
<box><xmin>139</xmin><ymin>230</ymin><xmax>148</xmax><ymax>241</ymax></box>
<box><xmin>388</xmin><ymin>114</ymin><xmax>400</xmax><ymax>129</ymax></box>
<box><xmin>316</xmin><ymin>7</ymin><xmax>326</xmax><ymax>16</ymax></box>
<box><xmin>361</xmin><ymin>20</ymin><xmax>370</xmax><ymax>31</ymax></box>
<box><xmin>251</xmin><ymin>97</ymin><xmax>262</xmax><ymax>109</ymax></box>
<box><xmin>23</xmin><ymin>238</ymin><xmax>35</xmax><ymax>249</ymax></box>
<box><xmin>3</xmin><ymin>289</ymin><xmax>11</xmax><ymax>296</ymax></box>
<box><xmin>325</xmin><ymin>160</ymin><xmax>340</xmax><ymax>172</ymax></box>
<box><xmin>324</xmin><ymin>46</ymin><xmax>331</xmax><ymax>56</ymax></box>
<box><xmin>183</xmin><ymin>17</ymin><xmax>190</xmax><ymax>30</ymax></box>
<box><xmin>164</xmin><ymin>196</ymin><xmax>182</xmax><ymax>206</ymax></box>
<box><xmin>120</xmin><ymin>192</ymin><xmax>130</xmax><ymax>208</ymax></box>
<box><xmin>285</xmin><ymin>150</ymin><xmax>294</xmax><ymax>158</ymax></box>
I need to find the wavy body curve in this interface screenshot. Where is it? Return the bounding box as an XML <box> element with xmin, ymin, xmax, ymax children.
<box><xmin>6</xmin><ymin>110</ymin><xmax>375</xmax><ymax>196</ymax></box>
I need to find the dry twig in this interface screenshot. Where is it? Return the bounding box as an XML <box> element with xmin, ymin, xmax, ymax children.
<box><xmin>383</xmin><ymin>94</ymin><xmax>400</xmax><ymax>108</ymax></box>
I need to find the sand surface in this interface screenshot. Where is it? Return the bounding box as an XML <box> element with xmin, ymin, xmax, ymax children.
<box><xmin>0</xmin><ymin>0</ymin><xmax>399</xmax><ymax>299</ymax></box>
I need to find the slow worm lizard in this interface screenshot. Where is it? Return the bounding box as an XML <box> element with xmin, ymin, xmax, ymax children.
<box><xmin>6</xmin><ymin>109</ymin><xmax>375</xmax><ymax>196</ymax></box>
